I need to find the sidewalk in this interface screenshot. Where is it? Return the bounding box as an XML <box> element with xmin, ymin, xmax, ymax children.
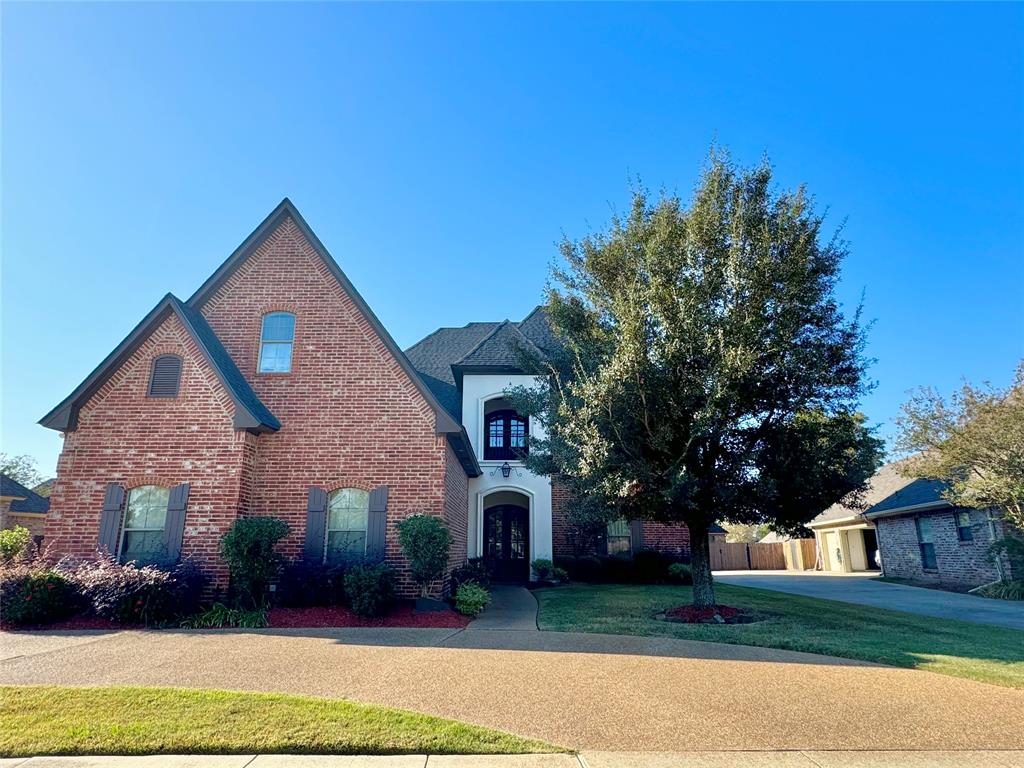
<box><xmin>3</xmin><ymin>752</ymin><xmax>1024</xmax><ymax>767</ymax></box>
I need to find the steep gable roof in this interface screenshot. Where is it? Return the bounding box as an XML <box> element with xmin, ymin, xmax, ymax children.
<box><xmin>405</xmin><ymin>306</ymin><xmax>558</xmax><ymax>421</ymax></box>
<box><xmin>0</xmin><ymin>474</ymin><xmax>50</xmax><ymax>513</ymax></box>
<box><xmin>39</xmin><ymin>294</ymin><xmax>280</xmax><ymax>434</ymax></box>
<box><xmin>186</xmin><ymin>198</ymin><xmax>466</xmax><ymax>439</ymax></box>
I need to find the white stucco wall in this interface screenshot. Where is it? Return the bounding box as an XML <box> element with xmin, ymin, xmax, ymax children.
<box><xmin>462</xmin><ymin>374</ymin><xmax>553</xmax><ymax>566</ymax></box>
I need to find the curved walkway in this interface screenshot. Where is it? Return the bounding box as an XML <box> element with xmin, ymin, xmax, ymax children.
<box><xmin>3</xmin><ymin>626</ymin><xmax>1022</xmax><ymax>752</ymax></box>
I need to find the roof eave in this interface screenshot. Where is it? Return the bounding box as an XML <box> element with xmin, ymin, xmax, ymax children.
<box><xmin>864</xmin><ymin>500</ymin><xmax>954</xmax><ymax>520</ymax></box>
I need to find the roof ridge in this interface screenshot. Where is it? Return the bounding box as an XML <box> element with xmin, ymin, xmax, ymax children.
<box><xmin>453</xmin><ymin>320</ymin><xmax>512</xmax><ymax>365</ymax></box>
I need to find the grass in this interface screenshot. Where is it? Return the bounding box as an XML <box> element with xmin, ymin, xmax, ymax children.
<box><xmin>0</xmin><ymin>686</ymin><xmax>563</xmax><ymax>758</ymax></box>
<box><xmin>534</xmin><ymin>583</ymin><xmax>1024</xmax><ymax>689</ymax></box>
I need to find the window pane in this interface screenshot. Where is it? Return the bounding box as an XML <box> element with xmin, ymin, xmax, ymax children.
<box><xmin>122</xmin><ymin>530</ymin><xmax>165</xmax><ymax>563</ymax></box>
<box><xmin>262</xmin><ymin>313</ymin><xmax>295</xmax><ymax>342</ymax></box>
<box><xmin>920</xmin><ymin>543</ymin><xmax>937</xmax><ymax>570</ymax></box>
<box><xmin>957</xmin><ymin>512</ymin><xmax>971</xmax><ymax>527</ymax></box>
<box><xmin>488</xmin><ymin>420</ymin><xmax>504</xmax><ymax>448</ymax></box>
<box><xmin>259</xmin><ymin>342</ymin><xmax>293</xmax><ymax>373</ymax></box>
<box><xmin>125</xmin><ymin>486</ymin><xmax>169</xmax><ymax>530</ymax></box>
<box><xmin>510</xmin><ymin>419</ymin><xmax>526</xmax><ymax>448</ymax></box>
<box><xmin>327</xmin><ymin>531</ymin><xmax>366</xmax><ymax>562</ymax></box>
<box><xmin>916</xmin><ymin>517</ymin><xmax>933</xmax><ymax>544</ymax></box>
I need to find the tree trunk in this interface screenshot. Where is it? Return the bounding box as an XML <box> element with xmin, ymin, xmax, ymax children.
<box><xmin>689</xmin><ymin>524</ymin><xmax>716</xmax><ymax>608</ymax></box>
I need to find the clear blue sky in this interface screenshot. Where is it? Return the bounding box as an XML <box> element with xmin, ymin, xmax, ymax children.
<box><xmin>3</xmin><ymin>2</ymin><xmax>1022</xmax><ymax>478</ymax></box>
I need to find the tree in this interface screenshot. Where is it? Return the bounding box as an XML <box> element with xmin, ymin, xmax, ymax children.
<box><xmin>512</xmin><ymin>153</ymin><xmax>882</xmax><ymax>608</ymax></box>
<box><xmin>897</xmin><ymin>361</ymin><xmax>1024</xmax><ymax>533</ymax></box>
<box><xmin>0</xmin><ymin>454</ymin><xmax>43</xmax><ymax>489</ymax></box>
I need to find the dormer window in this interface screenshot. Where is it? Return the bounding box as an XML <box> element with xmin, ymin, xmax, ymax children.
<box><xmin>484</xmin><ymin>401</ymin><xmax>528</xmax><ymax>461</ymax></box>
<box><xmin>147</xmin><ymin>355</ymin><xmax>182</xmax><ymax>398</ymax></box>
<box><xmin>258</xmin><ymin>312</ymin><xmax>295</xmax><ymax>373</ymax></box>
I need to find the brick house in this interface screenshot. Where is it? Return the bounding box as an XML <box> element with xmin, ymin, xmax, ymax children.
<box><xmin>0</xmin><ymin>473</ymin><xmax>49</xmax><ymax>539</ymax></box>
<box><xmin>809</xmin><ymin>460</ymin><xmax>1016</xmax><ymax>587</ymax></box>
<box><xmin>41</xmin><ymin>199</ymin><xmax>697</xmax><ymax>594</ymax></box>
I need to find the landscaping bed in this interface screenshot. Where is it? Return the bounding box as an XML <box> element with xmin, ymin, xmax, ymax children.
<box><xmin>656</xmin><ymin>603</ymin><xmax>764</xmax><ymax>624</ymax></box>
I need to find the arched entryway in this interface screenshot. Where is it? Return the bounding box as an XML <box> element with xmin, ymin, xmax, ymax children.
<box><xmin>482</xmin><ymin>490</ymin><xmax>530</xmax><ymax>582</ymax></box>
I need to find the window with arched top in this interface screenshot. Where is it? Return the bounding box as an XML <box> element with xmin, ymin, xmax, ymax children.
<box><xmin>120</xmin><ymin>485</ymin><xmax>169</xmax><ymax>564</ymax></box>
<box><xmin>484</xmin><ymin>409</ymin><xmax>529</xmax><ymax>461</ymax></box>
<box><xmin>258</xmin><ymin>312</ymin><xmax>295</xmax><ymax>373</ymax></box>
<box><xmin>325</xmin><ymin>488</ymin><xmax>369</xmax><ymax>562</ymax></box>
<box><xmin>147</xmin><ymin>355</ymin><xmax>182</xmax><ymax>398</ymax></box>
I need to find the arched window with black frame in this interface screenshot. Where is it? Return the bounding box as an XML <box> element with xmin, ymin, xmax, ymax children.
<box><xmin>484</xmin><ymin>407</ymin><xmax>528</xmax><ymax>461</ymax></box>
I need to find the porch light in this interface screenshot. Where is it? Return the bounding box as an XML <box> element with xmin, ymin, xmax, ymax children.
<box><xmin>500</xmin><ymin>462</ymin><xmax>512</xmax><ymax>479</ymax></box>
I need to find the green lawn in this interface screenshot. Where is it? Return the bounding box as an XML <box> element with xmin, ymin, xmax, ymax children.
<box><xmin>0</xmin><ymin>686</ymin><xmax>563</xmax><ymax>757</ymax></box>
<box><xmin>534</xmin><ymin>583</ymin><xmax>1024</xmax><ymax>689</ymax></box>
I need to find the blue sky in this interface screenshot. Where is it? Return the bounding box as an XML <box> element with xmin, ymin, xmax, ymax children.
<box><xmin>3</xmin><ymin>2</ymin><xmax>1022</xmax><ymax>477</ymax></box>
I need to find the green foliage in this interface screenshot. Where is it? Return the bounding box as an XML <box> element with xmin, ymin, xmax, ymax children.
<box><xmin>60</xmin><ymin>556</ymin><xmax>206</xmax><ymax>625</ymax></box>
<box><xmin>508</xmin><ymin>152</ymin><xmax>881</xmax><ymax>607</ymax></box>
<box><xmin>277</xmin><ymin>561</ymin><xmax>346</xmax><ymax>607</ymax></box>
<box><xmin>343</xmin><ymin>562</ymin><xmax>396</xmax><ymax>617</ymax></box>
<box><xmin>975</xmin><ymin>580</ymin><xmax>1024</xmax><ymax>601</ymax></box>
<box><xmin>450</xmin><ymin>558</ymin><xmax>490</xmax><ymax>594</ymax></box>
<box><xmin>668</xmin><ymin>562</ymin><xmax>693</xmax><ymax>584</ymax></box>
<box><xmin>0</xmin><ymin>565</ymin><xmax>78</xmax><ymax>626</ymax></box>
<box><xmin>0</xmin><ymin>453</ymin><xmax>43</xmax><ymax>489</ymax></box>
<box><xmin>181</xmin><ymin>603</ymin><xmax>269</xmax><ymax>628</ymax></box>
<box><xmin>898</xmin><ymin>362</ymin><xmax>1024</xmax><ymax>533</ymax></box>
<box><xmin>219</xmin><ymin>517</ymin><xmax>290</xmax><ymax>608</ymax></box>
<box><xmin>397</xmin><ymin>514</ymin><xmax>451</xmax><ymax>597</ymax></box>
<box><xmin>0</xmin><ymin>526</ymin><xmax>31</xmax><ymax>561</ymax></box>
<box><xmin>454</xmin><ymin>582</ymin><xmax>491</xmax><ymax>617</ymax></box>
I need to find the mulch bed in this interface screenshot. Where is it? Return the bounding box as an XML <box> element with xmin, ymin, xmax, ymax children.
<box><xmin>3</xmin><ymin>602</ymin><xmax>470</xmax><ymax>632</ymax></box>
<box><xmin>268</xmin><ymin>603</ymin><xmax>470</xmax><ymax>629</ymax></box>
<box><xmin>658</xmin><ymin>603</ymin><xmax>763</xmax><ymax>625</ymax></box>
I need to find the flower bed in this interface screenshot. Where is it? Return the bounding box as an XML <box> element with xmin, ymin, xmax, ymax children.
<box><xmin>269</xmin><ymin>602</ymin><xmax>470</xmax><ymax>629</ymax></box>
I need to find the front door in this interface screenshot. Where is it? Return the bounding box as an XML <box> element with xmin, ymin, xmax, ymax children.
<box><xmin>483</xmin><ymin>505</ymin><xmax>529</xmax><ymax>582</ymax></box>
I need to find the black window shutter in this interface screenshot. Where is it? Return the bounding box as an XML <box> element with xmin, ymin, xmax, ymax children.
<box><xmin>97</xmin><ymin>484</ymin><xmax>126</xmax><ymax>555</ymax></box>
<box><xmin>304</xmin><ymin>487</ymin><xmax>328</xmax><ymax>562</ymax></box>
<box><xmin>163</xmin><ymin>483</ymin><xmax>190</xmax><ymax>562</ymax></box>
<box><xmin>366</xmin><ymin>485</ymin><xmax>389</xmax><ymax>562</ymax></box>
<box><xmin>630</xmin><ymin>520</ymin><xmax>644</xmax><ymax>556</ymax></box>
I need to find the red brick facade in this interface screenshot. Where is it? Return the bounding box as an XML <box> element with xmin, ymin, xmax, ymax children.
<box><xmin>550</xmin><ymin>477</ymin><xmax>693</xmax><ymax>558</ymax></box>
<box><xmin>45</xmin><ymin>212</ymin><xmax>466</xmax><ymax>597</ymax></box>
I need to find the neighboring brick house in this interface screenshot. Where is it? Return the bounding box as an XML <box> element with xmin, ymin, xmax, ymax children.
<box><xmin>42</xmin><ymin>198</ymin><xmax>700</xmax><ymax>594</ymax></box>
<box><xmin>0</xmin><ymin>473</ymin><xmax>49</xmax><ymax>539</ymax></box>
<box><xmin>808</xmin><ymin>460</ymin><xmax>1016</xmax><ymax>587</ymax></box>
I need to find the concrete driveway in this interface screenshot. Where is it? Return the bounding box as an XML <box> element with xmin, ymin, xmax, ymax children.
<box><xmin>3</xmin><ymin>626</ymin><xmax>1023</xmax><ymax>752</ymax></box>
<box><xmin>714</xmin><ymin>571</ymin><xmax>1024</xmax><ymax>630</ymax></box>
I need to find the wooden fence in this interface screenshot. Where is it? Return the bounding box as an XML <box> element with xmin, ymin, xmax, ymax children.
<box><xmin>709</xmin><ymin>541</ymin><xmax>785</xmax><ymax>570</ymax></box>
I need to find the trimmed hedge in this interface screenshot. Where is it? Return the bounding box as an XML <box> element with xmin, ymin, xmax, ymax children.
<box><xmin>554</xmin><ymin>550</ymin><xmax>688</xmax><ymax>584</ymax></box>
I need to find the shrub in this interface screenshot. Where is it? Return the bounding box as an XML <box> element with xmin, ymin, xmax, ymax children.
<box><xmin>633</xmin><ymin>549</ymin><xmax>677</xmax><ymax>584</ymax></box>
<box><xmin>553</xmin><ymin>556</ymin><xmax>577</xmax><ymax>579</ymax></box>
<box><xmin>181</xmin><ymin>603</ymin><xmax>269</xmax><ymax>628</ymax></box>
<box><xmin>668</xmin><ymin>562</ymin><xmax>693</xmax><ymax>585</ymax></box>
<box><xmin>975</xmin><ymin>580</ymin><xmax>1024</xmax><ymax>601</ymax></box>
<box><xmin>573</xmin><ymin>556</ymin><xmax>603</xmax><ymax>583</ymax></box>
<box><xmin>601</xmin><ymin>555</ymin><xmax>634</xmax><ymax>584</ymax></box>
<box><xmin>397</xmin><ymin>514</ymin><xmax>451</xmax><ymax>597</ymax></box>
<box><xmin>220</xmin><ymin>517</ymin><xmax>290</xmax><ymax>608</ymax></box>
<box><xmin>0</xmin><ymin>564</ymin><xmax>78</xmax><ymax>626</ymax></box>
<box><xmin>531</xmin><ymin>558</ymin><xmax>556</xmax><ymax>580</ymax></box>
<box><xmin>277</xmin><ymin>561</ymin><xmax>345</xmax><ymax>607</ymax></box>
<box><xmin>454</xmin><ymin>582</ymin><xmax>491</xmax><ymax>617</ymax></box>
<box><xmin>344</xmin><ymin>562</ymin><xmax>396</xmax><ymax>617</ymax></box>
<box><xmin>0</xmin><ymin>526</ymin><xmax>31</xmax><ymax>562</ymax></box>
<box><xmin>60</xmin><ymin>555</ymin><xmax>207</xmax><ymax>625</ymax></box>
<box><xmin>450</xmin><ymin>558</ymin><xmax>490</xmax><ymax>595</ymax></box>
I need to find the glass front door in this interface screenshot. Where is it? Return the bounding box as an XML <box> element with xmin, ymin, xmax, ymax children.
<box><xmin>483</xmin><ymin>505</ymin><xmax>529</xmax><ymax>582</ymax></box>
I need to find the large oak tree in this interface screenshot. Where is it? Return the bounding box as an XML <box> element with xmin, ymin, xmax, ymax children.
<box><xmin>514</xmin><ymin>154</ymin><xmax>882</xmax><ymax>608</ymax></box>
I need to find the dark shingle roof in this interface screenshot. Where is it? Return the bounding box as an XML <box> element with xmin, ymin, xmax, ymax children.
<box><xmin>0</xmin><ymin>474</ymin><xmax>50</xmax><ymax>513</ymax></box>
<box><xmin>40</xmin><ymin>294</ymin><xmax>280</xmax><ymax>434</ymax></box>
<box><xmin>405</xmin><ymin>307</ymin><xmax>558</xmax><ymax>420</ymax></box>
<box><xmin>865</xmin><ymin>477</ymin><xmax>949</xmax><ymax>517</ymax></box>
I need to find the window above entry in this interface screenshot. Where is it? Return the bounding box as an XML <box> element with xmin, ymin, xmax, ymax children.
<box><xmin>258</xmin><ymin>312</ymin><xmax>295</xmax><ymax>373</ymax></box>
<box><xmin>484</xmin><ymin>404</ymin><xmax>528</xmax><ymax>461</ymax></box>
